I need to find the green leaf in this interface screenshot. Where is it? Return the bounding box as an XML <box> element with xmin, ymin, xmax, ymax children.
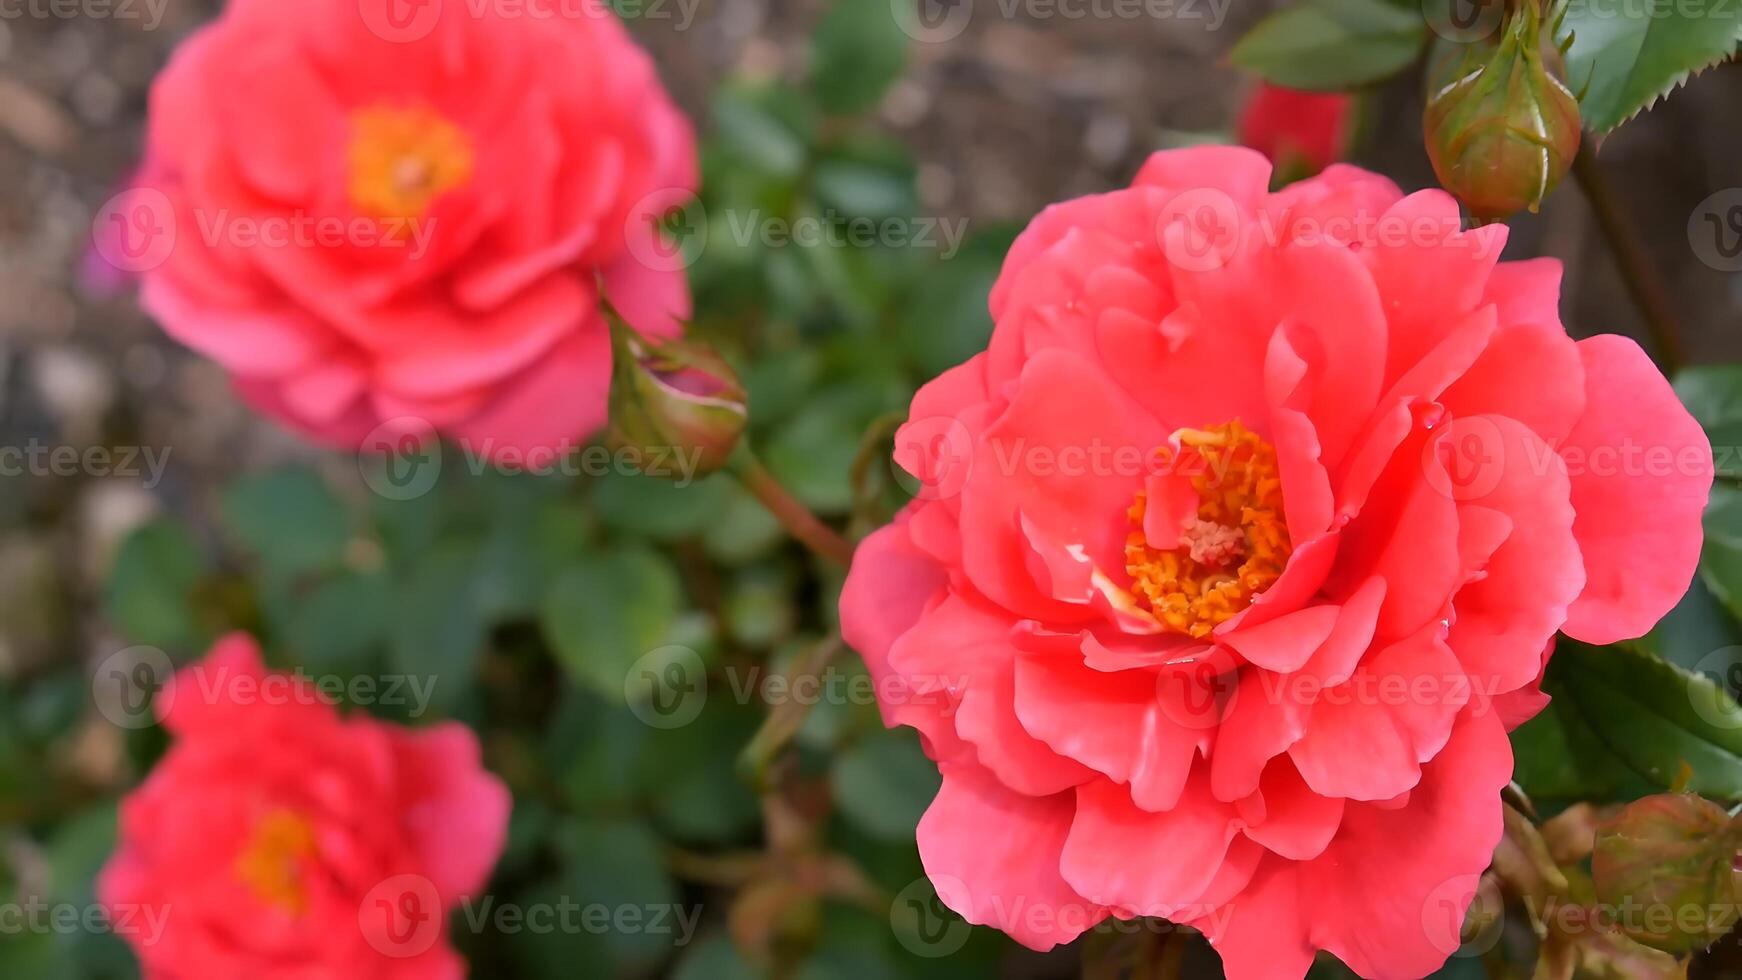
<box><xmin>1563</xmin><ymin>0</ymin><xmax>1742</xmax><ymax>133</ymax></box>
<box><xmin>1701</xmin><ymin>482</ymin><xmax>1742</xmax><ymax>621</ymax></box>
<box><xmin>636</xmin><ymin>699</ymin><xmax>762</xmax><ymax>844</ymax></box>
<box><xmin>674</xmin><ymin>936</ymin><xmax>763</xmax><ymax>980</ymax></box>
<box><xmin>1675</xmin><ymin>365</ymin><xmax>1742</xmax><ymax>480</ymax></box>
<box><xmin>105</xmin><ymin>518</ymin><xmax>207</xmax><ymax>651</ymax></box>
<box><xmin>280</xmin><ymin>569</ymin><xmax>391</xmax><ymax>671</ymax></box>
<box><xmin>812</xmin><ymin>161</ymin><xmax>917</xmax><ymax>220</ymax></box>
<box><xmin>220</xmin><ymin>468</ymin><xmax>349</xmax><ymax>576</ymax></box>
<box><xmin>1516</xmin><ymin>641</ymin><xmax>1742</xmax><ymax>803</ymax></box>
<box><xmin>540</xmin><ymin>548</ymin><xmax>683</xmax><ymax>696</ymax></box>
<box><xmin>712</xmin><ymin>90</ymin><xmax>810</xmax><ymax>179</ymax></box>
<box><xmin>1230</xmin><ymin>0</ymin><xmax>1426</xmax><ymax>91</ymax></box>
<box><xmin>389</xmin><ymin>543</ymin><xmax>486</xmax><ymax>717</ymax></box>
<box><xmin>593</xmin><ymin>470</ymin><xmax>732</xmax><ymax>541</ymax></box>
<box><xmin>811</xmin><ymin>0</ymin><xmax>911</xmax><ymax>114</ymax></box>
<box><xmin>832</xmin><ymin>729</ymin><xmax>940</xmax><ymax>841</ymax></box>
<box><xmin>900</xmin><ymin>228</ymin><xmax>1019</xmax><ymax>377</ymax></box>
<box><xmin>556</xmin><ymin>818</ymin><xmax>682</xmax><ymax>968</ymax></box>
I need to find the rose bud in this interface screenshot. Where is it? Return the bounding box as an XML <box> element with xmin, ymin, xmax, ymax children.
<box><xmin>604</xmin><ymin>304</ymin><xmax>748</xmax><ymax>480</ymax></box>
<box><xmin>1593</xmin><ymin>794</ymin><xmax>1742</xmax><ymax>953</ymax></box>
<box><xmin>1424</xmin><ymin>1</ymin><xmax>1580</xmax><ymax>221</ymax></box>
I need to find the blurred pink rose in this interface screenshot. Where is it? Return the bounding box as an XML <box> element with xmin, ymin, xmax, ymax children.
<box><xmin>113</xmin><ymin>0</ymin><xmax>696</xmax><ymax>459</ymax></box>
<box><xmin>1237</xmin><ymin>82</ymin><xmax>1352</xmax><ymax>177</ymax></box>
<box><xmin>841</xmin><ymin>147</ymin><xmax>1711</xmax><ymax>978</ymax></box>
<box><xmin>99</xmin><ymin>634</ymin><xmax>509</xmax><ymax>978</ymax></box>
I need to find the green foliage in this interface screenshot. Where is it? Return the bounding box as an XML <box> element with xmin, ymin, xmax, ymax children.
<box><xmin>811</xmin><ymin>0</ymin><xmax>911</xmax><ymax>115</ymax></box>
<box><xmin>1562</xmin><ymin>0</ymin><xmax>1742</xmax><ymax>133</ymax></box>
<box><xmin>1514</xmin><ymin>641</ymin><xmax>1742</xmax><ymax>804</ymax></box>
<box><xmin>1230</xmin><ymin>0</ymin><xmax>1426</xmax><ymax>91</ymax></box>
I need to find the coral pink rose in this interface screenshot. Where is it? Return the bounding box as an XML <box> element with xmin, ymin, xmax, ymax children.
<box><xmin>120</xmin><ymin>0</ymin><xmax>696</xmax><ymax>459</ymax></box>
<box><xmin>841</xmin><ymin>147</ymin><xmax>1711</xmax><ymax>978</ymax></box>
<box><xmin>99</xmin><ymin>634</ymin><xmax>510</xmax><ymax>979</ymax></box>
<box><xmin>1237</xmin><ymin>82</ymin><xmax>1353</xmax><ymax>177</ymax></box>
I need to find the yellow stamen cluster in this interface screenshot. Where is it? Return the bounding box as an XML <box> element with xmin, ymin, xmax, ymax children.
<box><xmin>348</xmin><ymin>105</ymin><xmax>474</xmax><ymax>220</ymax></box>
<box><xmin>1124</xmin><ymin>420</ymin><xmax>1291</xmax><ymax>638</ymax></box>
<box><xmin>235</xmin><ymin>809</ymin><xmax>318</xmax><ymax>915</ymax></box>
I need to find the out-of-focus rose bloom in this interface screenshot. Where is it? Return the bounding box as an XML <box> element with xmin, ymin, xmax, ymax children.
<box><xmin>1237</xmin><ymin>82</ymin><xmax>1353</xmax><ymax>177</ymax></box>
<box><xmin>841</xmin><ymin>147</ymin><xmax>1711</xmax><ymax>979</ymax></box>
<box><xmin>99</xmin><ymin>634</ymin><xmax>509</xmax><ymax>978</ymax></box>
<box><xmin>113</xmin><ymin>0</ymin><xmax>696</xmax><ymax>459</ymax></box>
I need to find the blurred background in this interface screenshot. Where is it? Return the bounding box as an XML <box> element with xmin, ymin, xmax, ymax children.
<box><xmin>1</xmin><ymin>0</ymin><xmax>1741</xmax><ymax>977</ymax></box>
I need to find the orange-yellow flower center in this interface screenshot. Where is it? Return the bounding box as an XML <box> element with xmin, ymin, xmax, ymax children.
<box><xmin>1125</xmin><ymin>420</ymin><xmax>1291</xmax><ymax>638</ymax></box>
<box><xmin>347</xmin><ymin>105</ymin><xmax>474</xmax><ymax>220</ymax></box>
<box><xmin>235</xmin><ymin>809</ymin><xmax>318</xmax><ymax>915</ymax></box>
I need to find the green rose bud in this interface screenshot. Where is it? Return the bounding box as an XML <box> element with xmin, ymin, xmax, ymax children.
<box><xmin>604</xmin><ymin>305</ymin><xmax>747</xmax><ymax>481</ymax></box>
<box><xmin>1592</xmin><ymin>793</ymin><xmax>1742</xmax><ymax>954</ymax></box>
<box><xmin>1424</xmin><ymin>0</ymin><xmax>1581</xmax><ymax>221</ymax></box>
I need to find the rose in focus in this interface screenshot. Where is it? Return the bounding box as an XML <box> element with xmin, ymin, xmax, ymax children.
<box><xmin>119</xmin><ymin>0</ymin><xmax>696</xmax><ymax>459</ymax></box>
<box><xmin>841</xmin><ymin>147</ymin><xmax>1711</xmax><ymax>978</ymax></box>
<box><xmin>99</xmin><ymin>634</ymin><xmax>510</xmax><ymax>978</ymax></box>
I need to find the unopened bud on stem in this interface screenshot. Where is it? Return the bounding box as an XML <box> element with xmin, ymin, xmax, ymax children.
<box><xmin>604</xmin><ymin>305</ymin><xmax>747</xmax><ymax>481</ymax></box>
<box><xmin>1424</xmin><ymin>0</ymin><xmax>1581</xmax><ymax>221</ymax></box>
